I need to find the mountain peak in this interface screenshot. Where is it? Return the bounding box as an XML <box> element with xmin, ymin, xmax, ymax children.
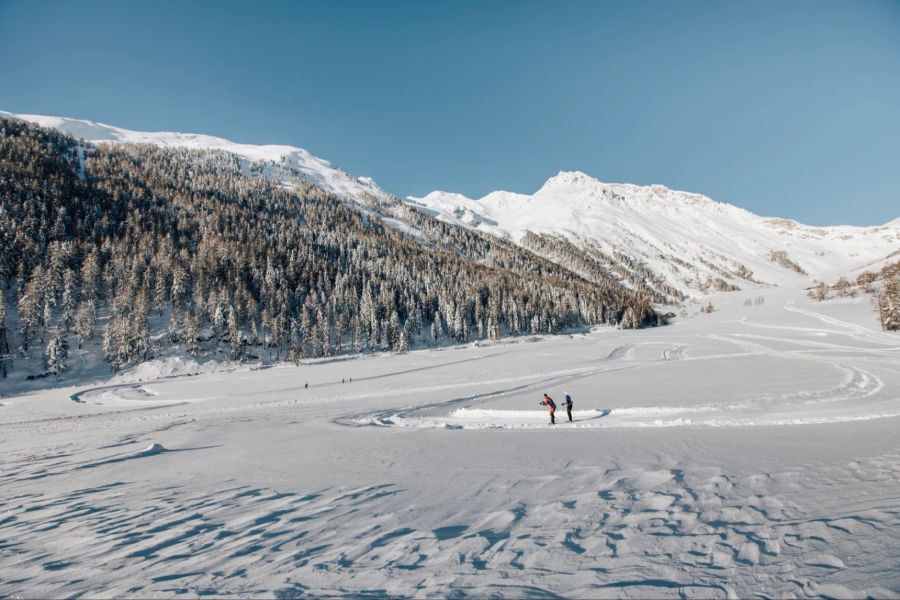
<box><xmin>538</xmin><ymin>172</ymin><xmax>684</xmax><ymax>203</ymax></box>
<box><xmin>541</xmin><ymin>170</ymin><xmax>600</xmax><ymax>189</ymax></box>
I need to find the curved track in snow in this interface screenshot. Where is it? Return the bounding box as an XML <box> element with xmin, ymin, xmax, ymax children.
<box><xmin>2</xmin><ymin>293</ymin><xmax>900</xmax><ymax>598</ymax></box>
<box><xmin>338</xmin><ymin>303</ymin><xmax>900</xmax><ymax>430</ymax></box>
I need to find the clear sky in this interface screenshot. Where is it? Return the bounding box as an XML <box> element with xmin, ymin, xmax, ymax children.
<box><xmin>2</xmin><ymin>1</ymin><xmax>899</xmax><ymax>226</ymax></box>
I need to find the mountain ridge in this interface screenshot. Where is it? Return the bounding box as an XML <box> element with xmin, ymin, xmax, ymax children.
<box><xmin>409</xmin><ymin>171</ymin><xmax>900</xmax><ymax>296</ymax></box>
<box><xmin>419</xmin><ymin>169</ymin><xmax>896</xmax><ymax>229</ymax></box>
<box><xmin>4</xmin><ymin>109</ymin><xmax>898</xmax><ymax>298</ymax></box>
<box><xmin>0</xmin><ymin>110</ymin><xmax>393</xmax><ymax>207</ymax></box>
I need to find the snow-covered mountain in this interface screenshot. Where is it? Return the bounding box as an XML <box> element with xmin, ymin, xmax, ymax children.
<box><xmin>408</xmin><ymin>171</ymin><xmax>900</xmax><ymax>297</ymax></box>
<box><xmin>0</xmin><ymin>110</ymin><xmax>394</xmax><ymax>206</ymax></box>
<box><xmin>6</xmin><ymin>110</ymin><xmax>897</xmax><ymax>299</ymax></box>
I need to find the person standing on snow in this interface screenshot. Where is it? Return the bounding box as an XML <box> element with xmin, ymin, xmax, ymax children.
<box><xmin>540</xmin><ymin>393</ymin><xmax>557</xmax><ymax>425</ymax></box>
<box><xmin>564</xmin><ymin>392</ymin><xmax>574</xmax><ymax>422</ymax></box>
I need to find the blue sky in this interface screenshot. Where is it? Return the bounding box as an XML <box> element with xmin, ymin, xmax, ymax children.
<box><xmin>2</xmin><ymin>1</ymin><xmax>899</xmax><ymax>225</ymax></box>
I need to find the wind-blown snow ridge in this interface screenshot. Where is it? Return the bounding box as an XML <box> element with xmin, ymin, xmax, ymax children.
<box><xmin>0</xmin><ymin>110</ymin><xmax>393</xmax><ymax>206</ymax></box>
<box><xmin>408</xmin><ymin>170</ymin><xmax>900</xmax><ymax>296</ymax></box>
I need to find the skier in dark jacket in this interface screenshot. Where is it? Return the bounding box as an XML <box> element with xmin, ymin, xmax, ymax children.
<box><xmin>564</xmin><ymin>392</ymin><xmax>574</xmax><ymax>422</ymax></box>
<box><xmin>540</xmin><ymin>393</ymin><xmax>557</xmax><ymax>425</ymax></box>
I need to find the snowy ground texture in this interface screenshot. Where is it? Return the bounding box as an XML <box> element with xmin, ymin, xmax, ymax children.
<box><xmin>2</xmin><ymin>289</ymin><xmax>900</xmax><ymax>598</ymax></box>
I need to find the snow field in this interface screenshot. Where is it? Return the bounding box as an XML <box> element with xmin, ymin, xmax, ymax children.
<box><xmin>1</xmin><ymin>289</ymin><xmax>899</xmax><ymax>597</ymax></box>
<box><xmin>350</xmin><ymin>304</ymin><xmax>899</xmax><ymax>430</ymax></box>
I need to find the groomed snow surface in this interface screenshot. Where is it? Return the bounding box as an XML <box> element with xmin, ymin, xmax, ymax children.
<box><xmin>2</xmin><ymin>289</ymin><xmax>900</xmax><ymax>598</ymax></box>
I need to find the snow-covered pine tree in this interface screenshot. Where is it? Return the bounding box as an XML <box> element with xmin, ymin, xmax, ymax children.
<box><xmin>397</xmin><ymin>324</ymin><xmax>409</xmax><ymax>354</ymax></box>
<box><xmin>0</xmin><ymin>293</ymin><xmax>10</xmax><ymax>378</ymax></box>
<box><xmin>16</xmin><ymin>268</ymin><xmax>44</xmax><ymax>353</ymax></box>
<box><xmin>228</xmin><ymin>305</ymin><xmax>242</xmax><ymax>359</ymax></box>
<box><xmin>352</xmin><ymin>316</ymin><xmax>364</xmax><ymax>353</ymax></box>
<box><xmin>61</xmin><ymin>269</ymin><xmax>78</xmax><ymax>331</ymax></box>
<box><xmin>185</xmin><ymin>313</ymin><xmax>200</xmax><ymax>356</ymax></box>
<box><xmin>44</xmin><ymin>326</ymin><xmax>69</xmax><ymax>376</ymax></box>
<box><xmin>74</xmin><ymin>299</ymin><xmax>96</xmax><ymax>348</ymax></box>
<box><xmin>389</xmin><ymin>310</ymin><xmax>401</xmax><ymax>351</ymax></box>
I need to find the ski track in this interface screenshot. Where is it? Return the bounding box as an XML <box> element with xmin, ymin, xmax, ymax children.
<box><xmin>784</xmin><ymin>301</ymin><xmax>883</xmax><ymax>338</ymax></box>
<box><xmin>41</xmin><ymin>302</ymin><xmax>895</xmax><ymax>437</ymax></box>
<box><xmin>2</xmin><ymin>295</ymin><xmax>900</xmax><ymax>597</ymax></box>
<box><xmin>662</xmin><ymin>344</ymin><xmax>688</xmax><ymax>361</ymax></box>
<box><xmin>344</xmin><ymin>319</ymin><xmax>898</xmax><ymax>430</ymax></box>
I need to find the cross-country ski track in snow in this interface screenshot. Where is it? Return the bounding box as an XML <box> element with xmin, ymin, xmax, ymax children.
<box><xmin>1</xmin><ymin>289</ymin><xmax>899</xmax><ymax>598</ymax></box>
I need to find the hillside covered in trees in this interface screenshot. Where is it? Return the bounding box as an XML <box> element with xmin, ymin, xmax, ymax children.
<box><xmin>808</xmin><ymin>258</ymin><xmax>900</xmax><ymax>332</ymax></box>
<box><xmin>0</xmin><ymin>118</ymin><xmax>664</xmax><ymax>380</ymax></box>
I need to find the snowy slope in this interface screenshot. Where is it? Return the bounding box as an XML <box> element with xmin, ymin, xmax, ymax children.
<box><xmin>0</xmin><ymin>110</ymin><xmax>394</xmax><ymax>206</ymax></box>
<box><xmin>409</xmin><ymin>171</ymin><xmax>900</xmax><ymax>296</ymax></box>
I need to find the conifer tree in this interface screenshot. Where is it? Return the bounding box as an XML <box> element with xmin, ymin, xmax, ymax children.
<box><xmin>44</xmin><ymin>326</ymin><xmax>69</xmax><ymax>376</ymax></box>
<box><xmin>0</xmin><ymin>293</ymin><xmax>10</xmax><ymax>378</ymax></box>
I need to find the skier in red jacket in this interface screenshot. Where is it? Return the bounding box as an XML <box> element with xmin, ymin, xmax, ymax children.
<box><xmin>540</xmin><ymin>393</ymin><xmax>557</xmax><ymax>425</ymax></box>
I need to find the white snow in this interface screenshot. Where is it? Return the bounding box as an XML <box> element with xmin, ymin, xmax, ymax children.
<box><xmin>137</xmin><ymin>442</ymin><xmax>167</xmax><ymax>455</ymax></box>
<box><xmin>408</xmin><ymin>171</ymin><xmax>900</xmax><ymax>295</ymax></box>
<box><xmin>0</xmin><ymin>110</ymin><xmax>394</xmax><ymax>206</ymax></box>
<box><xmin>2</xmin><ymin>287</ymin><xmax>899</xmax><ymax>597</ymax></box>
<box><xmin>111</xmin><ymin>356</ymin><xmax>240</xmax><ymax>383</ymax></box>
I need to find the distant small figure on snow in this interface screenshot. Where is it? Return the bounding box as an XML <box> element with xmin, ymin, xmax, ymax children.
<box><xmin>564</xmin><ymin>392</ymin><xmax>574</xmax><ymax>422</ymax></box>
<box><xmin>305</xmin><ymin>382</ymin><xmax>308</xmax><ymax>389</ymax></box>
<box><xmin>540</xmin><ymin>393</ymin><xmax>557</xmax><ymax>425</ymax></box>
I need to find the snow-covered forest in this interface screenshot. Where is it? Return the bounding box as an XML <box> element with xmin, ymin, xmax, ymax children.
<box><xmin>0</xmin><ymin>118</ymin><xmax>662</xmax><ymax>380</ymax></box>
